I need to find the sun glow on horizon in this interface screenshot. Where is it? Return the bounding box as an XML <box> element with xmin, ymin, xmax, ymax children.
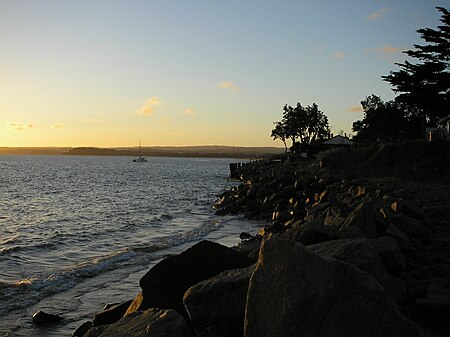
<box><xmin>0</xmin><ymin>1</ymin><xmax>444</xmax><ymax>148</ymax></box>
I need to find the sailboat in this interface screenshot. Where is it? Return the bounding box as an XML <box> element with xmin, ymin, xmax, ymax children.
<box><xmin>132</xmin><ymin>140</ymin><xmax>148</xmax><ymax>162</ymax></box>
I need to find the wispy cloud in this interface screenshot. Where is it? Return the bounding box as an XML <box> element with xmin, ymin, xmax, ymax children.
<box><xmin>348</xmin><ymin>105</ymin><xmax>363</xmax><ymax>113</ymax></box>
<box><xmin>183</xmin><ymin>108</ymin><xmax>196</xmax><ymax>116</ymax></box>
<box><xmin>365</xmin><ymin>45</ymin><xmax>403</xmax><ymax>54</ymax></box>
<box><xmin>7</xmin><ymin>122</ymin><xmax>34</xmax><ymax>131</ymax></box>
<box><xmin>137</xmin><ymin>97</ymin><xmax>162</xmax><ymax>115</ymax></box>
<box><xmin>51</xmin><ymin>123</ymin><xmax>65</xmax><ymax>129</ymax></box>
<box><xmin>78</xmin><ymin>118</ymin><xmax>102</xmax><ymax>124</ymax></box>
<box><xmin>218</xmin><ymin>81</ymin><xmax>239</xmax><ymax>92</ymax></box>
<box><xmin>332</xmin><ymin>51</ymin><xmax>345</xmax><ymax>59</ymax></box>
<box><xmin>367</xmin><ymin>8</ymin><xmax>388</xmax><ymax>21</ymax></box>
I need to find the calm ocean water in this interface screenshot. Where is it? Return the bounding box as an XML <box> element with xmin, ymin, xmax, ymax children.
<box><xmin>0</xmin><ymin>155</ymin><xmax>258</xmax><ymax>337</ymax></box>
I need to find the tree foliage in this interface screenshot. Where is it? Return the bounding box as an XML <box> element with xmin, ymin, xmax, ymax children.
<box><xmin>383</xmin><ymin>7</ymin><xmax>450</xmax><ymax>127</ymax></box>
<box><xmin>271</xmin><ymin>102</ymin><xmax>331</xmax><ymax>152</ymax></box>
<box><xmin>352</xmin><ymin>95</ymin><xmax>422</xmax><ymax>143</ymax></box>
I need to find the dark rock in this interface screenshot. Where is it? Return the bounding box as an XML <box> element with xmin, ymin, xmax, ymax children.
<box><xmin>245</xmin><ymin>237</ymin><xmax>433</xmax><ymax>337</ymax></box>
<box><xmin>381</xmin><ymin>275</ymin><xmax>407</xmax><ymax>305</ymax></box>
<box><xmin>32</xmin><ymin>310</ymin><xmax>63</xmax><ymax>325</ymax></box>
<box><xmin>234</xmin><ymin>238</ymin><xmax>261</xmax><ymax>260</ymax></box>
<box><xmin>390</xmin><ymin>213</ymin><xmax>423</xmax><ymax>235</ymax></box>
<box><xmin>341</xmin><ymin>201</ymin><xmax>378</xmax><ymax>238</ymax></box>
<box><xmin>135</xmin><ymin>240</ymin><xmax>254</xmax><ymax>319</ymax></box>
<box><xmin>84</xmin><ymin>308</ymin><xmax>193</xmax><ymax>337</ymax></box>
<box><xmin>72</xmin><ymin>321</ymin><xmax>93</xmax><ymax>337</ymax></box>
<box><xmin>372</xmin><ymin>236</ymin><xmax>405</xmax><ymax>274</ymax></box>
<box><xmin>307</xmin><ymin>238</ymin><xmax>386</xmax><ymax>282</ymax></box>
<box><xmin>281</xmin><ymin>220</ymin><xmax>339</xmax><ymax>245</ymax></box>
<box><xmin>92</xmin><ymin>299</ymin><xmax>133</xmax><ymax>327</ymax></box>
<box><xmin>184</xmin><ymin>265</ymin><xmax>255</xmax><ymax>337</ymax></box>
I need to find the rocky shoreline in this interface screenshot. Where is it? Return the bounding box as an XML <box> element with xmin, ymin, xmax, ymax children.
<box><xmin>36</xmin><ymin>144</ymin><xmax>449</xmax><ymax>336</ymax></box>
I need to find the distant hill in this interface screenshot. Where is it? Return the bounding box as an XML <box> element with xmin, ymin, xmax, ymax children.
<box><xmin>0</xmin><ymin>146</ymin><xmax>284</xmax><ymax>159</ymax></box>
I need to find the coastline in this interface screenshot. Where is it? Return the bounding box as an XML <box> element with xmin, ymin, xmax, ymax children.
<box><xmin>32</xmin><ymin>142</ymin><xmax>450</xmax><ymax>336</ymax></box>
<box><xmin>0</xmin><ymin>146</ymin><xmax>285</xmax><ymax>159</ymax></box>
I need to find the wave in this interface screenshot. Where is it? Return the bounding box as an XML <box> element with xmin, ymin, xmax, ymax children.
<box><xmin>0</xmin><ymin>249</ymin><xmax>138</xmax><ymax>317</ymax></box>
<box><xmin>132</xmin><ymin>220</ymin><xmax>222</xmax><ymax>254</ymax></box>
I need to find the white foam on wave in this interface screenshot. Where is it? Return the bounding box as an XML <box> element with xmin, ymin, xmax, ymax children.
<box><xmin>0</xmin><ymin>249</ymin><xmax>138</xmax><ymax>317</ymax></box>
<box><xmin>132</xmin><ymin>219</ymin><xmax>222</xmax><ymax>253</ymax></box>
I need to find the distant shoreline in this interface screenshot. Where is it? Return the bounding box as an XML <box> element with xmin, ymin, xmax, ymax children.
<box><xmin>0</xmin><ymin>146</ymin><xmax>285</xmax><ymax>159</ymax></box>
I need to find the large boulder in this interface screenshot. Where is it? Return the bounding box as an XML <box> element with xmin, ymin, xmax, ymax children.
<box><xmin>340</xmin><ymin>201</ymin><xmax>378</xmax><ymax>238</ymax></box>
<box><xmin>372</xmin><ymin>236</ymin><xmax>405</xmax><ymax>275</ymax></box>
<box><xmin>307</xmin><ymin>238</ymin><xmax>387</xmax><ymax>282</ymax></box>
<box><xmin>245</xmin><ymin>237</ymin><xmax>433</xmax><ymax>337</ymax></box>
<box><xmin>84</xmin><ymin>308</ymin><xmax>193</xmax><ymax>337</ymax></box>
<box><xmin>135</xmin><ymin>240</ymin><xmax>254</xmax><ymax>319</ymax></box>
<box><xmin>281</xmin><ymin>220</ymin><xmax>339</xmax><ymax>246</ymax></box>
<box><xmin>184</xmin><ymin>265</ymin><xmax>255</xmax><ymax>337</ymax></box>
<box><xmin>92</xmin><ymin>300</ymin><xmax>133</xmax><ymax>327</ymax></box>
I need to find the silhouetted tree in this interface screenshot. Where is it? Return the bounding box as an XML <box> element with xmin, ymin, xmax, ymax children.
<box><xmin>352</xmin><ymin>95</ymin><xmax>422</xmax><ymax>143</ymax></box>
<box><xmin>272</xmin><ymin>102</ymin><xmax>331</xmax><ymax>153</ymax></box>
<box><xmin>383</xmin><ymin>7</ymin><xmax>450</xmax><ymax>132</ymax></box>
<box><xmin>271</xmin><ymin>121</ymin><xmax>288</xmax><ymax>153</ymax></box>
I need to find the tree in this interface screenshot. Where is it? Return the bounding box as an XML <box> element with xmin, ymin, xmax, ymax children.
<box><xmin>383</xmin><ymin>7</ymin><xmax>450</xmax><ymax>131</ymax></box>
<box><xmin>352</xmin><ymin>95</ymin><xmax>422</xmax><ymax>143</ymax></box>
<box><xmin>271</xmin><ymin>121</ymin><xmax>288</xmax><ymax>153</ymax></box>
<box><xmin>271</xmin><ymin>102</ymin><xmax>331</xmax><ymax>152</ymax></box>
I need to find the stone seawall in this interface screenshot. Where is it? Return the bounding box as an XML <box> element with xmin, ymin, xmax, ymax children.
<box><xmin>65</xmin><ymin>154</ymin><xmax>450</xmax><ymax>336</ymax></box>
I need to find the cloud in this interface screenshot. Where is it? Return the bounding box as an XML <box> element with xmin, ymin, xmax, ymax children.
<box><xmin>51</xmin><ymin>123</ymin><xmax>65</xmax><ymax>129</ymax></box>
<box><xmin>348</xmin><ymin>105</ymin><xmax>363</xmax><ymax>113</ymax></box>
<box><xmin>367</xmin><ymin>8</ymin><xmax>388</xmax><ymax>21</ymax></box>
<box><xmin>7</xmin><ymin>122</ymin><xmax>34</xmax><ymax>131</ymax></box>
<box><xmin>137</xmin><ymin>97</ymin><xmax>162</xmax><ymax>115</ymax></box>
<box><xmin>183</xmin><ymin>108</ymin><xmax>196</xmax><ymax>116</ymax></box>
<box><xmin>218</xmin><ymin>81</ymin><xmax>239</xmax><ymax>92</ymax></box>
<box><xmin>365</xmin><ymin>45</ymin><xmax>403</xmax><ymax>54</ymax></box>
<box><xmin>332</xmin><ymin>51</ymin><xmax>345</xmax><ymax>59</ymax></box>
<box><xmin>78</xmin><ymin>118</ymin><xmax>101</xmax><ymax>124</ymax></box>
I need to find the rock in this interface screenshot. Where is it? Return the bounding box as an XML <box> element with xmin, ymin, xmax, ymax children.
<box><xmin>307</xmin><ymin>238</ymin><xmax>386</xmax><ymax>282</ymax></box>
<box><xmin>72</xmin><ymin>321</ymin><xmax>93</xmax><ymax>337</ymax></box>
<box><xmin>32</xmin><ymin>310</ymin><xmax>63</xmax><ymax>325</ymax></box>
<box><xmin>245</xmin><ymin>237</ymin><xmax>433</xmax><ymax>337</ymax></box>
<box><xmin>340</xmin><ymin>201</ymin><xmax>378</xmax><ymax>238</ymax></box>
<box><xmin>280</xmin><ymin>220</ymin><xmax>339</xmax><ymax>246</ymax></box>
<box><xmin>372</xmin><ymin>236</ymin><xmax>405</xmax><ymax>274</ymax></box>
<box><xmin>381</xmin><ymin>275</ymin><xmax>407</xmax><ymax>305</ymax></box>
<box><xmin>416</xmin><ymin>283</ymin><xmax>450</xmax><ymax>313</ymax></box>
<box><xmin>234</xmin><ymin>238</ymin><xmax>261</xmax><ymax>260</ymax></box>
<box><xmin>125</xmin><ymin>292</ymin><xmax>145</xmax><ymax>316</ymax></box>
<box><xmin>390</xmin><ymin>213</ymin><xmax>423</xmax><ymax>235</ymax></box>
<box><xmin>84</xmin><ymin>308</ymin><xmax>193</xmax><ymax>337</ymax></box>
<box><xmin>397</xmin><ymin>200</ymin><xmax>426</xmax><ymax>220</ymax></box>
<box><xmin>135</xmin><ymin>240</ymin><xmax>254</xmax><ymax>319</ymax></box>
<box><xmin>184</xmin><ymin>265</ymin><xmax>255</xmax><ymax>337</ymax></box>
<box><xmin>92</xmin><ymin>299</ymin><xmax>133</xmax><ymax>327</ymax></box>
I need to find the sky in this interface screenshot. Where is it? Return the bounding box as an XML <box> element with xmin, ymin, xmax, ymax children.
<box><xmin>0</xmin><ymin>0</ymin><xmax>447</xmax><ymax>147</ymax></box>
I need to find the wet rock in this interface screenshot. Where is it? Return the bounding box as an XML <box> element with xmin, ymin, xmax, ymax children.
<box><xmin>72</xmin><ymin>321</ymin><xmax>93</xmax><ymax>337</ymax></box>
<box><xmin>92</xmin><ymin>299</ymin><xmax>133</xmax><ymax>327</ymax></box>
<box><xmin>184</xmin><ymin>265</ymin><xmax>255</xmax><ymax>337</ymax></box>
<box><xmin>134</xmin><ymin>240</ymin><xmax>254</xmax><ymax>319</ymax></box>
<box><xmin>245</xmin><ymin>237</ymin><xmax>433</xmax><ymax>337</ymax></box>
<box><xmin>84</xmin><ymin>308</ymin><xmax>193</xmax><ymax>337</ymax></box>
<box><xmin>32</xmin><ymin>310</ymin><xmax>63</xmax><ymax>325</ymax></box>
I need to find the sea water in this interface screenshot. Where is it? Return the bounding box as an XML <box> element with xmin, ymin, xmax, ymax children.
<box><xmin>0</xmin><ymin>155</ymin><xmax>259</xmax><ymax>336</ymax></box>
